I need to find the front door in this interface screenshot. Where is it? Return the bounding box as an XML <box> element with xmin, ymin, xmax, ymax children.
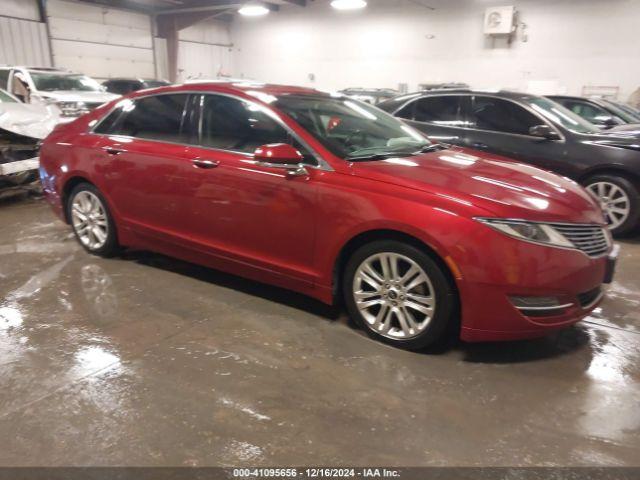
<box><xmin>183</xmin><ymin>93</ymin><xmax>318</xmax><ymax>284</ymax></box>
<box><xmin>462</xmin><ymin>95</ymin><xmax>570</xmax><ymax>176</ymax></box>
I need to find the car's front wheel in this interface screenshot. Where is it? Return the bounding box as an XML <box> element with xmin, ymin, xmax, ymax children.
<box><xmin>584</xmin><ymin>174</ymin><xmax>640</xmax><ymax>236</ymax></box>
<box><xmin>67</xmin><ymin>183</ymin><xmax>119</xmax><ymax>257</ymax></box>
<box><xmin>343</xmin><ymin>240</ymin><xmax>456</xmax><ymax>351</ymax></box>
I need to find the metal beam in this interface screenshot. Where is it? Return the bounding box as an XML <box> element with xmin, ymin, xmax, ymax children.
<box><xmin>157</xmin><ymin>1</ymin><xmax>280</xmax><ymax>15</ymax></box>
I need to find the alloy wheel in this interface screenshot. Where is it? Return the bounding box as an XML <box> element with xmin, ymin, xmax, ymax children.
<box><xmin>71</xmin><ymin>191</ymin><xmax>109</xmax><ymax>250</ymax></box>
<box><xmin>352</xmin><ymin>252</ymin><xmax>436</xmax><ymax>340</ymax></box>
<box><xmin>587</xmin><ymin>181</ymin><xmax>631</xmax><ymax>230</ymax></box>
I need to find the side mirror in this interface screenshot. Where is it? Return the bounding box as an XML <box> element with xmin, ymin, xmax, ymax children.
<box><xmin>254</xmin><ymin>144</ymin><xmax>308</xmax><ymax>177</ymax></box>
<box><xmin>254</xmin><ymin>143</ymin><xmax>304</xmax><ymax>165</ymax></box>
<box><xmin>600</xmin><ymin>117</ymin><xmax>619</xmax><ymax>129</ymax></box>
<box><xmin>529</xmin><ymin>124</ymin><xmax>561</xmax><ymax>141</ymax></box>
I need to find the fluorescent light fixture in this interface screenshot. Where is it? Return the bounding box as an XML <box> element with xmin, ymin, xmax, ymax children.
<box><xmin>331</xmin><ymin>0</ymin><xmax>367</xmax><ymax>10</ymax></box>
<box><xmin>239</xmin><ymin>4</ymin><xmax>269</xmax><ymax>16</ymax></box>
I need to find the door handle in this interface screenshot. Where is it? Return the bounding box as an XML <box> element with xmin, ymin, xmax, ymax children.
<box><xmin>471</xmin><ymin>142</ymin><xmax>489</xmax><ymax>150</ymax></box>
<box><xmin>192</xmin><ymin>159</ymin><xmax>220</xmax><ymax>170</ymax></box>
<box><xmin>103</xmin><ymin>147</ymin><xmax>124</xmax><ymax>155</ymax></box>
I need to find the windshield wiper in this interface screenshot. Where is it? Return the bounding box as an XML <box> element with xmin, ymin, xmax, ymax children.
<box><xmin>415</xmin><ymin>144</ymin><xmax>447</xmax><ymax>154</ymax></box>
<box><xmin>347</xmin><ymin>153</ymin><xmax>400</xmax><ymax>162</ymax></box>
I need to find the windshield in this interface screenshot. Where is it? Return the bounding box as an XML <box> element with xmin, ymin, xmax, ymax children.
<box><xmin>29</xmin><ymin>72</ymin><xmax>103</xmax><ymax>92</ymax></box>
<box><xmin>0</xmin><ymin>89</ymin><xmax>18</xmax><ymax>103</ymax></box>
<box><xmin>274</xmin><ymin>95</ymin><xmax>430</xmax><ymax>159</ymax></box>
<box><xmin>601</xmin><ymin>99</ymin><xmax>640</xmax><ymax>123</ymax></box>
<box><xmin>527</xmin><ymin>97</ymin><xmax>600</xmax><ymax>134</ymax></box>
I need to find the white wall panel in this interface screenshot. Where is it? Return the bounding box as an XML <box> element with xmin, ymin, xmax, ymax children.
<box><xmin>177</xmin><ymin>20</ymin><xmax>233</xmax><ymax>81</ymax></box>
<box><xmin>51</xmin><ymin>39</ymin><xmax>154</xmax><ymax>79</ymax></box>
<box><xmin>0</xmin><ymin>17</ymin><xmax>51</xmax><ymax>67</ymax></box>
<box><xmin>46</xmin><ymin>0</ymin><xmax>150</xmax><ymax>29</ymax></box>
<box><xmin>46</xmin><ymin>0</ymin><xmax>155</xmax><ymax>80</ymax></box>
<box><xmin>178</xmin><ymin>41</ymin><xmax>233</xmax><ymax>82</ymax></box>
<box><xmin>1</xmin><ymin>0</ymin><xmax>40</xmax><ymax>21</ymax></box>
<box><xmin>231</xmin><ymin>0</ymin><xmax>640</xmax><ymax>100</ymax></box>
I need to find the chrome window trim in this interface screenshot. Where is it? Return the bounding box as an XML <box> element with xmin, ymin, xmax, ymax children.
<box><xmin>393</xmin><ymin>93</ymin><xmax>567</xmax><ymax>142</ymax></box>
<box><xmin>89</xmin><ymin>89</ymin><xmax>333</xmax><ymax>171</ymax></box>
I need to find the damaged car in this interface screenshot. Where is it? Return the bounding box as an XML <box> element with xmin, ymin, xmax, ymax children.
<box><xmin>0</xmin><ymin>88</ymin><xmax>59</xmax><ymax>199</ymax></box>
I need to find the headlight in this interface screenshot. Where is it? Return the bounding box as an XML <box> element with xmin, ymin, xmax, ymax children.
<box><xmin>56</xmin><ymin>101</ymin><xmax>90</xmax><ymax>117</ymax></box>
<box><xmin>475</xmin><ymin>218</ymin><xmax>574</xmax><ymax>249</ymax></box>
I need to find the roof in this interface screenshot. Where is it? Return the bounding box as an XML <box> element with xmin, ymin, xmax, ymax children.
<box><xmin>140</xmin><ymin>81</ymin><xmax>330</xmax><ymax>99</ymax></box>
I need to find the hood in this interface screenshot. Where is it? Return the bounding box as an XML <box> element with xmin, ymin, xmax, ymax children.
<box><xmin>37</xmin><ymin>90</ymin><xmax>120</xmax><ymax>104</ymax></box>
<box><xmin>350</xmin><ymin>147</ymin><xmax>604</xmax><ymax>224</ymax></box>
<box><xmin>0</xmin><ymin>102</ymin><xmax>60</xmax><ymax>139</ymax></box>
<box><xmin>579</xmin><ymin>130</ymin><xmax>640</xmax><ymax>151</ymax></box>
<box><xmin>605</xmin><ymin>123</ymin><xmax>640</xmax><ymax>137</ymax></box>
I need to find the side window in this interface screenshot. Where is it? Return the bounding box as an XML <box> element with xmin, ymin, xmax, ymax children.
<box><xmin>101</xmin><ymin>94</ymin><xmax>191</xmax><ymax>143</ymax></box>
<box><xmin>470</xmin><ymin>96</ymin><xmax>541</xmax><ymax>135</ymax></box>
<box><xmin>413</xmin><ymin>96</ymin><xmax>464</xmax><ymax>126</ymax></box>
<box><xmin>94</xmin><ymin>107</ymin><xmax>124</xmax><ymax>134</ymax></box>
<box><xmin>200</xmin><ymin>95</ymin><xmax>297</xmax><ymax>154</ymax></box>
<box><xmin>562</xmin><ymin>101</ymin><xmax>618</xmax><ymax>125</ymax></box>
<box><xmin>0</xmin><ymin>69</ymin><xmax>9</xmax><ymax>89</ymax></box>
<box><xmin>395</xmin><ymin>101</ymin><xmax>415</xmax><ymax>120</ymax></box>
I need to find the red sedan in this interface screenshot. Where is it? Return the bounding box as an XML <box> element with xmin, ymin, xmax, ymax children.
<box><xmin>39</xmin><ymin>82</ymin><xmax>617</xmax><ymax>350</ymax></box>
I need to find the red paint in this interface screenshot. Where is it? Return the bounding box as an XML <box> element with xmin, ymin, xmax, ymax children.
<box><xmin>39</xmin><ymin>82</ymin><xmax>612</xmax><ymax>342</ymax></box>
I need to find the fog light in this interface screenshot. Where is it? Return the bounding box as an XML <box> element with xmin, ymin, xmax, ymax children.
<box><xmin>509</xmin><ymin>296</ymin><xmax>573</xmax><ymax>312</ymax></box>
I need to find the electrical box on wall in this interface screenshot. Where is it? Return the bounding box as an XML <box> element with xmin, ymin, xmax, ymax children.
<box><xmin>484</xmin><ymin>6</ymin><xmax>516</xmax><ymax>35</ymax></box>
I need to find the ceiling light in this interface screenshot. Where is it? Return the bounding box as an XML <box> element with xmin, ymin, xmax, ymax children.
<box><xmin>238</xmin><ymin>4</ymin><xmax>270</xmax><ymax>16</ymax></box>
<box><xmin>331</xmin><ymin>0</ymin><xmax>367</xmax><ymax>10</ymax></box>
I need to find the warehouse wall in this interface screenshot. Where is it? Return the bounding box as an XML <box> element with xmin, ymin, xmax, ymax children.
<box><xmin>230</xmin><ymin>0</ymin><xmax>640</xmax><ymax>100</ymax></box>
<box><xmin>46</xmin><ymin>0</ymin><xmax>156</xmax><ymax>80</ymax></box>
<box><xmin>0</xmin><ymin>0</ymin><xmax>51</xmax><ymax>67</ymax></box>
<box><xmin>177</xmin><ymin>20</ymin><xmax>234</xmax><ymax>82</ymax></box>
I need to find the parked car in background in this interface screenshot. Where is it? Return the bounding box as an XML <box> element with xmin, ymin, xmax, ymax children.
<box><xmin>0</xmin><ymin>88</ymin><xmax>59</xmax><ymax>198</ymax></box>
<box><xmin>40</xmin><ymin>82</ymin><xmax>616</xmax><ymax>349</ymax></box>
<box><xmin>548</xmin><ymin>95</ymin><xmax>640</xmax><ymax>130</ymax></box>
<box><xmin>339</xmin><ymin>88</ymin><xmax>399</xmax><ymax>105</ymax></box>
<box><xmin>102</xmin><ymin>78</ymin><xmax>171</xmax><ymax>95</ymax></box>
<box><xmin>419</xmin><ymin>82</ymin><xmax>470</xmax><ymax>91</ymax></box>
<box><xmin>379</xmin><ymin>89</ymin><xmax>640</xmax><ymax>235</ymax></box>
<box><xmin>0</xmin><ymin>66</ymin><xmax>119</xmax><ymax>121</ymax></box>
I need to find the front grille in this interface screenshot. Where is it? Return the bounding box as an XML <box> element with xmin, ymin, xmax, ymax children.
<box><xmin>578</xmin><ymin>287</ymin><xmax>602</xmax><ymax>308</ymax></box>
<box><xmin>551</xmin><ymin>223</ymin><xmax>610</xmax><ymax>258</ymax></box>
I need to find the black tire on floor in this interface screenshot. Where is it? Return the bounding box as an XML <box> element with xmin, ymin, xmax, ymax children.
<box><xmin>342</xmin><ymin>240</ymin><xmax>456</xmax><ymax>351</ymax></box>
<box><xmin>583</xmin><ymin>174</ymin><xmax>640</xmax><ymax>237</ymax></box>
<box><xmin>66</xmin><ymin>182</ymin><xmax>120</xmax><ymax>257</ymax></box>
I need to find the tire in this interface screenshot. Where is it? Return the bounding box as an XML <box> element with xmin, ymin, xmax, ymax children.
<box><xmin>584</xmin><ymin>174</ymin><xmax>640</xmax><ymax>237</ymax></box>
<box><xmin>66</xmin><ymin>183</ymin><xmax>120</xmax><ymax>257</ymax></box>
<box><xmin>343</xmin><ymin>240</ymin><xmax>456</xmax><ymax>351</ymax></box>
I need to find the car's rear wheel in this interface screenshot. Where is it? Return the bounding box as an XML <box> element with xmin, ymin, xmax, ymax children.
<box><xmin>584</xmin><ymin>174</ymin><xmax>640</xmax><ymax>236</ymax></box>
<box><xmin>67</xmin><ymin>183</ymin><xmax>119</xmax><ymax>257</ymax></box>
<box><xmin>343</xmin><ymin>240</ymin><xmax>455</xmax><ymax>350</ymax></box>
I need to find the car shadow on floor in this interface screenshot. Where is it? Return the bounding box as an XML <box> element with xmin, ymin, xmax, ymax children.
<box><xmin>124</xmin><ymin>249</ymin><xmax>342</xmax><ymax>321</ymax></box>
<box><xmin>120</xmin><ymin>249</ymin><xmax>594</xmax><ymax>365</ymax></box>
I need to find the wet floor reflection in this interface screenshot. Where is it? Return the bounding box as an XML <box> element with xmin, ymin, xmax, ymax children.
<box><xmin>0</xmin><ymin>198</ymin><xmax>639</xmax><ymax>466</ymax></box>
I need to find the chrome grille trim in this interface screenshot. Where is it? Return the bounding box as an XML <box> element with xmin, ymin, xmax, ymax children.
<box><xmin>551</xmin><ymin>223</ymin><xmax>610</xmax><ymax>258</ymax></box>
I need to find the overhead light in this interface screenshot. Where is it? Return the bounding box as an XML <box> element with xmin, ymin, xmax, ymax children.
<box><xmin>238</xmin><ymin>4</ymin><xmax>270</xmax><ymax>16</ymax></box>
<box><xmin>331</xmin><ymin>0</ymin><xmax>367</xmax><ymax>10</ymax></box>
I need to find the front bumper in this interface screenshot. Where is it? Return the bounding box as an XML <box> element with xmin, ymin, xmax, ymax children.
<box><xmin>455</xmin><ymin>230</ymin><xmax>618</xmax><ymax>342</ymax></box>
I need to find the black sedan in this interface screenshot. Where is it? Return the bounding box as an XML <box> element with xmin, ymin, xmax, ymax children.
<box><xmin>548</xmin><ymin>95</ymin><xmax>640</xmax><ymax>131</ymax></box>
<box><xmin>379</xmin><ymin>89</ymin><xmax>640</xmax><ymax>236</ymax></box>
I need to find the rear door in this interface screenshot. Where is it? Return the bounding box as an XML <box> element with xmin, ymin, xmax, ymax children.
<box><xmin>463</xmin><ymin>95</ymin><xmax>570</xmax><ymax>175</ymax></box>
<box><xmin>92</xmin><ymin>93</ymin><xmax>198</xmax><ymax>239</ymax></box>
<box><xmin>396</xmin><ymin>94</ymin><xmax>469</xmax><ymax>145</ymax></box>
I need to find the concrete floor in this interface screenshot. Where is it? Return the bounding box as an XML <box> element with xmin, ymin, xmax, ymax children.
<box><xmin>0</xmin><ymin>196</ymin><xmax>639</xmax><ymax>467</ymax></box>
